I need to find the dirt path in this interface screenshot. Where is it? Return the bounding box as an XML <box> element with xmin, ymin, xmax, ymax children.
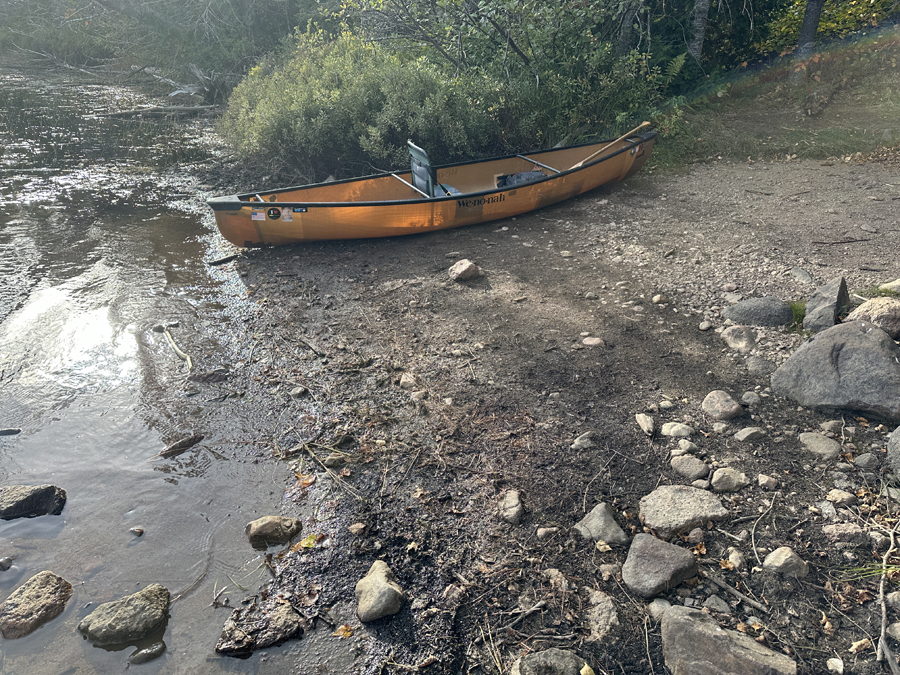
<box><xmin>207</xmin><ymin>148</ymin><xmax>900</xmax><ymax>674</ymax></box>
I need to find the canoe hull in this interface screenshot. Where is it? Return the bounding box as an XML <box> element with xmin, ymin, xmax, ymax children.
<box><xmin>208</xmin><ymin>132</ymin><xmax>655</xmax><ymax>246</ymax></box>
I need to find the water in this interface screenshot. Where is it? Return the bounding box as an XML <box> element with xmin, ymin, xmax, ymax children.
<box><xmin>0</xmin><ymin>68</ymin><xmax>298</xmax><ymax>673</ymax></box>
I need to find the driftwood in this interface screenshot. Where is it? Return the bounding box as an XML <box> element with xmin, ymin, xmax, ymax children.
<box><xmin>97</xmin><ymin>105</ymin><xmax>215</xmax><ymax>119</ymax></box>
<box><xmin>147</xmin><ymin>433</ymin><xmax>204</xmax><ymax>461</ymax></box>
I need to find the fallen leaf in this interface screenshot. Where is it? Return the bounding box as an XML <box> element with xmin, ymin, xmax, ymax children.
<box><xmin>332</xmin><ymin>624</ymin><xmax>354</xmax><ymax>638</ymax></box>
<box><xmin>595</xmin><ymin>540</ymin><xmax>612</xmax><ymax>553</ymax></box>
<box><xmin>295</xmin><ymin>473</ymin><xmax>316</xmax><ymax>488</ymax></box>
<box><xmin>849</xmin><ymin>638</ymin><xmax>871</xmax><ymax>654</ymax></box>
<box><xmin>736</xmin><ymin>622</ymin><xmax>750</xmax><ymax>633</ymax></box>
<box><xmin>299</xmin><ymin>534</ymin><xmax>318</xmax><ymax>549</ymax></box>
<box><xmin>691</xmin><ymin>543</ymin><xmax>706</xmax><ymax>556</ymax></box>
<box><xmin>719</xmin><ymin>559</ymin><xmax>735</xmax><ymax>571</ymax></box>
<box><xmin>340</xmin><ymin>467</ymin><xmax>352</xmax><ymax>477</ymax></box>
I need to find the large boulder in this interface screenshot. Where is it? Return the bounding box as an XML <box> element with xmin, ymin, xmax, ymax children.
<box><xmin>771</xmin><ymin>322</ymin><xmax>900</xmax><ymax>423</ymax></box>
<box><xmin>0</xmin><ymin>485</ymin><xmax>66</xmax><ymax>520</ymax></box>
<box><xmin>0</xmin><ymin>571</ymin><xmax>73</xmax><ymax>638</ymax></box>
<box><xmin>77</xmin><ymin>584</ymin><xmax>170</xmax><ymax>645</ymax></box>
<box><xmin>803</xmin><ymin>277</ymin><xmax>849</xmax><ymax>333</ymax></box>
<box><xmin>844</xmin><ymin>296</ymin><xmax>900</xmax><ymax>339</ymax></box>
<box><xmin>662</xmin><ymin>605</ymin><xmax>797</xmax><ymax>675</ymax></box>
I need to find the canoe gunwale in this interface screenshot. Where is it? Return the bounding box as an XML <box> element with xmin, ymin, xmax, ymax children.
<box><xmin>207</xmin><ymin>132</ymin><xmax>656</xmax><ymax>211</ymax></box>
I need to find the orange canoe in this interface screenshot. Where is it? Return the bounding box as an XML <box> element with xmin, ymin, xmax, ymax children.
<box><xmin>207</xmin><ymin>131</ymin><xmax>656</xmax><ymax>246</ymax></box>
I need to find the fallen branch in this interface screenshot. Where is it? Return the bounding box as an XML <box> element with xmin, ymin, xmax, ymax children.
<box><xmin>475</xmin><ymin>600</ymin><xmax>547</xmax><ymax>643</ymax></box>
<box><xmin>700</xmin><ymin>570</ymin><xmax>770</xmax><ymax>615</ymax></box>
<box><xmin>164</xmin><ymin>328</ymin><xmax>193</xmax><ymax>370</ymax></box>
<box><xmin>877</xmin><ymin>515</ymin><xmax>900</xmax><ymax>673</ymax></box>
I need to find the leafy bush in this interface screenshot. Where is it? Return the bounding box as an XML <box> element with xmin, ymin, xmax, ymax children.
<box><xmin>219</xmin><ymin>32</ymin><xmax>676</xmax><ymax>180</ymax></box>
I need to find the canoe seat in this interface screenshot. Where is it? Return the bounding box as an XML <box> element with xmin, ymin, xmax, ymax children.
<box><xmin>408</xmin><ymin>140</ymin><xmax>460</xmax><ymax>197</ymax></box>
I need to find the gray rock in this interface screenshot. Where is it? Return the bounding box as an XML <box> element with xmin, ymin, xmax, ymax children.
<box><xmin>78</xmin><ymin>584</ymin><xmax>169</xmax><ymax>645</ymax></box>
<box><xmin>854</xmin><ymin>452</ymin><xmax>879</xmax><ymax>470</ymax></box>
<box><xmin>356</xmin><ymin>560</ymin><xmax>405</xmax><ymax>622</ymax></box>
<box><xmin>670</xmin><ymin>455</ymin><xmax>709</xmax><ymax>480</ymax></box>
<box><xmin>721</xmin><ymin>325</ymin><xmax>757</xmax><ymax>353</ymax></box>
<box><xmin>703</xmin><ymin>594</ymin><xmax>732</xmax><ymax>614</ymax></box>
<box><xmin>0</xmin><ymin>571</ymin><xmax>73</xmax><ymax>639</ymax></box>
<box><xmin>448</xmin><ymin>259</ymin><xmax>483</xmax><ymax>282</ymax></box>
<box><xmin>702</xmin><ymin>390</ymin><xmax>743</xmax><ymax>421</ymax></box>
<box><xmin>640</xmin><ymin>486</ymin><xmax>729</xmax><ymax>539</ymax></box>
<box><xmin>771</xmin><ymin>322</ymin><xmax>900</xmax><ymax>423</ymax></box>
<box><xmin>722</xmin><ymin>296</ymin><xmax>794</xmax><ymax>327</ymax></box>
<box><xmin>844</xmin><ymin>297</ymin><xmax>900</xmax><ymax>339</ymax></box>
<box><xmin>570</xmin><ymin>431</ymin><xmax>595</xmax><ymax>450</ymax></box>
<box><xmin>661</xmin><ymin>422</ymin><xmax>694</xmax><ymax>437</ymax></box>
<box><xmin>216</xmin><ymin>600</ymin><xmax>304</xmax><ymax>655</ymax></box>
<box><xmin>510</xmin><ymin>648</ymin><xmax>592</xmax><ymax>675</ymax></box>
<box><xmin>244</xmin><ymin>516</ymin><xmax>303</xmax><ymax>549</ymax></box>
<box><xmin>573</xmin><ymin>503</ymin><xmax>629</xmax><ymax>546</ymax></box>
<box><xmin>763</xmin><ymin>547</ymin><xmax>809</xmax><ymax>578</ymax></box>
<box><xmin>500</xmin><ymin>490</ymin><xmax>524</xmax><ymax>525</ymax></box>
<box><xmin>622</xmin><ymin>534</ymin><xmax>698</xmax><ymax>598</ymax></box>
<box><xmin>710</xmin><ymin>467</ymin><xmax>749</xmax><ymax>493</ymax></box>
<box><xmin>888</xmin><ymin>426</ymin><xmax>900</xmax><ymax>474</ymax></box>
<box><xmin>129</xmin><ymin>641</ymin><xmax>166</xmax><ymax>664</ymax></box>
<box><xmin>734</xmin><ymin>427</ymin><xmax>765</xmax><ymax>442</ymax></box>
<box><xmin>635</xmin><ymin>413</ymin><xmax>655</xmax><ymax>436</ymax></box>
<box><xmin>799</xmin><ymin>432</ymin><xmax>841</xmax><ymax>461</ymax></box>
<box><xmin>648</xmin><ymin>598</ymin><xmax>672</xmax><ymax>621</ymax></box>
<box><xmin>758</xmin><ymin>474</ymin><xmax>779</xmax><ymax>490</ymax></box>
<box><xmin>826</xmin><ymin>488</ymin><xmax>856</xmax><ymax>505</ymax></box>
<box><xmin>822</xmin><ymin>523</ymin><xmax>867</xmax><ymax>546</ymax></box>
<box><xmin>0</xmin><ymin>485</ymin><xmax>66</xmax><ymax>520</ymax></box>
<box><xmin>803</xmin><ymin>277</ymin><xmax>849</xmax><ymax>333</ymax></box>
<box><xmin>586</xmin><ymin>591</ymin><xmax>620</xmax><ymax>640</ymax></box>
<box><xmin>791</xmin><ymin>267</ymin><xmax>814</xmax><ymax>285</ymax></box>
<box><xmin>746</xmin><ymin>355</ymin><xmax>776</xmax><ymax>377</ymax></box>
<box><xmin>662</xmin><ymin>605</ymin><xmax>797</xmax><ymax>675</ymax></box>
<box><xmin>741</xmin><ymin>391</ymin><xmax>761</xmax><ymax>406</ymax></box>
<box><xmin>880</xmin><ymin>279</ymin><xmax>900</xmax><ymax>294</ymax></box>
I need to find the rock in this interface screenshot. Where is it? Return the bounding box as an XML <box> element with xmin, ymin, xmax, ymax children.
<box><xmin>826</xmin><ymin>489</ymin><xmax>856</xmax><ymax>505</ymax></box>
<box><xmin>803</xmin><ymin>277</ymin><xmax>849</xmax><ymax>333</ymax></box>
<box><xmin>710</xmin><ymin>467</ymin><xmax>749</xmax><ymax>492</ymax></box>
<box><xmin>78</xmin><ymin>584</ymin><xmax>169</xmax><ymax>645</ymax></box>
<box><xmin>0</xmin><ymin>571</ymin><xmax>73</xmax><ymax>639</ymax></box>
<box><xmin>703</xmin><ymin>594</ymin><xmax>731</xmax><ymax>614</ymax></box>
<box><xmin>880</xmin><ymin>279</ymin><xmax>900</xmax><ymax>294</ymax></box>
<box><xmin>586</xmin><ymin>591</ymin><xmax>619</xmax><ymax>640</ymax></box>
<box><xmin>500</xmin><ymin>490</ymin><xmax>524</xmax><ymax>525</ymax></box>
<box><xmin>763</xmin><ymin>547</ymin><xmax>809</xmax><ymax>578</ymax></box>
<box><xmin>652</xmin><ymin>294</ymin><xmax>668</xmax><ymax>304</ymax></box>
<box><xmin>853</xmin><ymin>452</ymin><xmax>879</xmax><ymax>470</ymax></box>
<box><xmin>582</xmin><ymin>337</ymin><xmax>605</xmax><ymax>347</ymax></box>
<box><xmin>573</xmin><ymin>503</ymin><xmax>630</xmax><ymax>546</ymax></box>
<box><xmin>721</xmin><ymin>325</ymin><xmax>757</xmax><ymax>353</ymax></box>
<box><xmin>826</xmin><ymin>656</ymin><xmax>845</xmax><ymax>674</ymax></box>
<box><xmin>758</xmin><ymin>474</ymin><xmax>779</xmax><ymax>490</ymax></box>
<box><xmin>0</xmin><ymin>485</ymin><xmax>67</xmax><ymax>520</ymax></box>
<box><xmin>244</xmin><ymin>516</ymin><xmax>303</xmax><ymax>549</ymax></box>
<box><xmin>622</xmin><ymin>534</ymin><xmax>698</xmax><ymax>598</ymax></box>
<box><xmin>398</xmin><ymin>372</ymin><xmax>418</xmax><ymax>389</ymax></box>
<box><xmin>799</xmin><ymin>432</ymin><xmax>841</xmax><ymax>461</ymax></box>
<box><xmin>648</xmin><ymin>598</ymin><xmax>672</xmax><ymax>621</ymax></box>
<box><xmin>510</xmin><ymin>648</ymin><xmax>593</xmax><ymax>675</ymax></box>
<box><xmin>722</xmin><ymin>296</ymin><xmax>794</xmax><ymax>327</ymax></box>
<box><xmin>662</xmin><ymin>605</ymin><xmax>797</xmax><ymax>675</ymax></box>
<box><xmin>728</xmin><ymin>548</ymin><xmax>747</xmax><ymax>571</ymax></box>
<box><xmin>216</xmin><ymin>599</ymin><xmax>304</xmax><ymax>655</ymax></box>
<box><xmin>570</xmin><ymin>431</ymin><xmax>595</xmax><ymax>450</ymax></box>
<box><xmin>702</xmin><ymin>390</ymin><xmax>742</xmax><ymax>421</ymax></box>
<box><xmin>741</xmin><ymin>391</ymin><xmax>761</xmax><ymax>406</ymax></box>
<box><xmin>888</xmin><ymin>426</ymin><xmax>900</xmax><ymax>474</ymax></box>
<box><xmin>843</xmin><ymin>296</ymin><xmax>900</xmax><ymax>339</ymax></box>
<box><xmin>734</xmin><ymin>427</ymin><xmax>765</xmax><ymax>442</ymax></box>
<box><xmin>537</xmin><ymin>527</ymin><xmax>560</xmax><ymax>540</ymax></box>
<box><xmin>661</xmin><ymin>423</ymin><xmax>694</xmax><ymax>437</ymax></box>
<box><xmin>639</xmin><ymin>486</ymin><xmax>729</xmax><ymax>539</ymax></box>
<box><xmin>635</xmin><ymin>413</ymin><xmax>655</xmax><ymax>436</ymax></box>
<box><xmin>699</xmin><ymin>321</ymin><xmax>712</xmax><ymax>331</ymax></box>
<box><xmin>129</xmin><ymin>641</ymin><xmax>166</xmax><ymax>664</ymax></box>
<box><xmin>348</xmin><ymin>522</ymin><xmax>366</xmax><ymax>536</ymax></box>
<box><xmin>822</xmin><ymin>523</ymin><xmax>867</xmax><ymax>546</ymax></box>
<box><xmin>772</xmin><ymin>322</ymin><xmax>900</xmax><ymax>423</ymax></box>
<box><xmin>448</xmin><ymin>259</ymin><xmax>483</xmax><ymax>282</ymax></box>
<box><xmin>355</xmin><ymin>560</ymin><xmax>405</xmax><ymax>622</ymax></box>
<box><xmin>791</xmin><ymin>267</ymin><xmax>814</xmax><ymax>285</ymax></box>
<box><xmin>0</xmin><ymin>557</ymin><xmax>13</xmax><ymax>571</ymax></box>
<box><xmin>746</xmin><ymin>355</ymin><xmax>775</xmax><ymax>377</ymax></box>
<box><xmin>670</xmin><ymin>455</ymin><xmax>709</xmax><ymax>480</ymax></box>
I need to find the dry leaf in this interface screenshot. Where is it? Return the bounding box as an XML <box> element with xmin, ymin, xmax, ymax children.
<box><xmin>332</xmin><ymin>624</ymin><xmax>354</xmax><ymax>638</ymax></box>
<box><xmin>849</xmin><ymin>638</ymin><xmax>871</xmax><ymax>654</ymax></box>
<box><xmin>736</xmin><ymin>622</ymin><xmax>749</xmax><ymax>633</ymax></box>
<box><xmin>719</xmin><ymin>559</ymin><xmax>735</xmax><ymax>571</ymax></box>
<box><xmin>856</xmin><ymin>589</ymin><xmax>875</xmax><ymax>604</ymax></box>
<box><xmin>691</xmin><ymin>543</ymin><xmax>706</xmax><ymax>556</ymax></box>
<box><xmin>595</xmin><ymin>540</ymin><xmax>612</xmax><ymax>553</ymax></box>
<box><xmin>820</xmin><ymin>611</ymin><xmax>835</xmax><ymax>636</ymax></box>
<box><xmin>299</xmin><ymin>533</ymin><xmax>318</xmax><ymax>549</ymax></box>
<box><xmin>340</xmin><ymin>467</ymin><xmax>352</xmax><ymax>477</ymax></box>
<box><xmin>295</xmin><ymin>473</ymin><xmax>316</xmax><ymax>488</ymax></box>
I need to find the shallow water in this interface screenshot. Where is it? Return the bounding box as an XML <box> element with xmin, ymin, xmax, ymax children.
<box><xmin>0</xmin><ymin>68</ymin><xmax>303</xmax><ymax>673</ymax></box>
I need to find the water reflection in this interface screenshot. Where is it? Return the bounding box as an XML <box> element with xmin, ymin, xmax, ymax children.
<box><xmin>0</xmin><ymin>69</ymin><xmax>286</xmax><ymax>673</ymax></box>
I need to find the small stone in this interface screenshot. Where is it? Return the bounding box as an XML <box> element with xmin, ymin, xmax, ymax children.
<box><xmin>711</xmin><ymin>468</ymin><xmax>749</xmax><ymax>493</ymax></box>
<box><xmin>652</xmin><ymin>294</ymin><xmax>668</xmax><ymax>304</ymax></box>
<box><xmin>289</xmin><ymin>386</ymin><xmax>307</xmax><ymax>398</ymax></box>
<box><xmin>826</xmin><ymin>489</ymin><xmax>857</xmax><ymax>505</ymax></box>
<box><xmin>537</xmin><ymin>527</ymin><xmax>559</xmax><ymax>540</ymax></box>
<box><xmin>733</xmin><ymin>427</ymin><xmax>765</xmax><ymax>442</ymax></box>
<box><xmin>355</xmin><ymin>561</ymin><xmax>405</xmax><ymax>622</ymax></box>
<box><xmin>661</xmin><ymin>422</ymin><xmax>694</xmax><ymax>438</ymax></box>
<box><xmin>582</xmin><ymin>337</ymin><xmax>606</xmax><ymax>347</ymax></box>
<box><xmin>129</xmin><ymin>642</ymin><xmax>166</xmax><ymax>665</ymax></box>
<box><xmin>721</xmin><ymin>325</ymin><xmax>757</xmax><ymax>353</ymax></box>
<box><xmin>648</xmin><ymin>598</ymin><xmax>671</xmax><ymax>621</ymax></box>
<box><xmin>677</xmin><ymin>439</ymin><xmax>698</xmax><ymax>454</ymax></box>
<box><xmin>763</xmin><ymin>547</ymin><xmax>809</xmax><ymax>578</ymax></box>
<box><xmin>671</xmin><ymin>455</ymin><xmax>709</xmax><ymax>480</ymax></box>
<box><xmin>635</xmin><ymin>413</ymin><xmax>655</xmax><ymax>436</ymax></box>
<box><xmin>571</xmin><ymin>431</ymin><xmax>595</xmax><ymax>450</ymax></box>
<box><xmin>698</xmin><ymin>321</ymin><xmax>712</xmax><ymax>331</ymax></box>
<box><xmin>348</xmin><ymin>523</ymin><xmax>366</xmax><ymax>536</ymax></box>
<box><xmin>701</xmin><ymin>391</ymin><xmax>743</xmax><ymax>421</ymax></box>
<box><xmin>244</xmin><ymin>516</ymin><xmax>303</xmax><ymax>549</ymax></box>
<box><xmin>398</xmin><ymin>373</ymin><xmax>418</xmax><ymax>389</ymax></box>
<box><xmin>727</xmin><ymin>548</ymin><xmax>746</xmax><ymax>571</ymax></box>
<box><xmin>758</xmin><ymin>474</ymin><xmax>778</xmax><ymax>490</ymax></box>
<box><xmin>741</xmin><ymin>391</ymin><xmax>761</xmax><ymax>406</ymax></box>
<box><xmin>129</xmin><ymin>527</ymin><xmax>144</xmax><ymax>537</ymax></box>
<box><xmin>0</xmin><ymin>557</ymin><xmax>13</xmax><ymax>571</ymax></box>
<box><xmin>448</xmin><ymin>259</ymin><xmax>483</xmax><ymax>281</ymax></box>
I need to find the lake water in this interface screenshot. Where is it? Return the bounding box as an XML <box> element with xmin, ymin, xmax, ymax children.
<box><xmin>0</xmin><ymin>66</ymin><xmax>304</xmax><ymax>673</ymax></box>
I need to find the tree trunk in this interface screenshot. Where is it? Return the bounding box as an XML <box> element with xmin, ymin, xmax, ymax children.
<box><xmin>795</xmin><ymin>0</ymin><xmax>826</xmax><ymax>60</ymax></box>
<box><xmin>615</xmin><ymin>1</ymin><xmax>642</xmax><ymax>57</ymax></box>
<box><xmin>687</xmin><ymin>0</ymin><xmax>711</xmax><ymax>63</ymax></box>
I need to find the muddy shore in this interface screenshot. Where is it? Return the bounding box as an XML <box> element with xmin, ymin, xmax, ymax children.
<box><xmin>191</xmin><ymin>142</ymin><xmax>900</xmax><ymax>674</ymax></box>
